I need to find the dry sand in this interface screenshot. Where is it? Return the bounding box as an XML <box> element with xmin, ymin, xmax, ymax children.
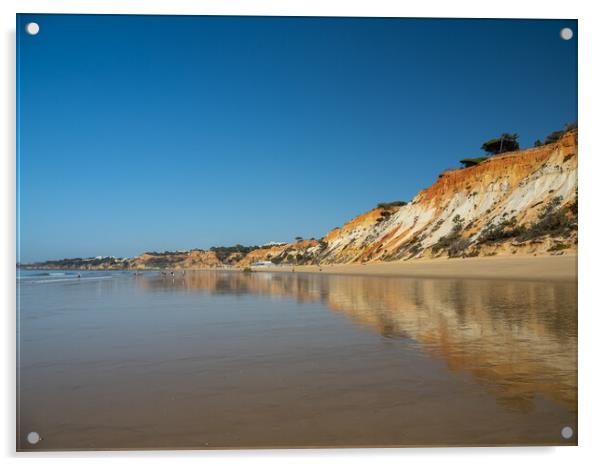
<box><xmin>254</xmin><ymin>254</ymin><xmax>577</xmax><ymax>282</ymax></box>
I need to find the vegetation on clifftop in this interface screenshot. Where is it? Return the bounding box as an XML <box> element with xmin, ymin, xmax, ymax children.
<box><xmin>481</xmin><ymin>133</ymin><xmax>520</xmax><ymax>155</ymax></box>
<box><xmin>377</xmin><ymin>201</ymin><xmax>407</xmax><ymax>209</ymax></box>
<box><xmin>543</xmin><ymin>122</ymin><xmax>577</xmax><ymax>145</ymax></box>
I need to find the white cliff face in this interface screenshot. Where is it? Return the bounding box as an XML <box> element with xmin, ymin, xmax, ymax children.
<box><xmin>320</xmin><ymin>131</ymin><xmax>577</xmax><ymax>263</ymax></box>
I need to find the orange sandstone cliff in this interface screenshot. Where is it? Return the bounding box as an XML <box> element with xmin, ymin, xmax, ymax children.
<box><xmin>115</xmin><ymin>130</ymin><xmax>579</xmax><ymax>268</ymax></box>
<box><xmin>25</xmin><ymin>131</ymin><xmax>577</xmax><ymax>270</ymax></box>
<box><xmin>318</xmin><ymin>130</ymin><xmax>577</xmax><ymax>263</ymax></box>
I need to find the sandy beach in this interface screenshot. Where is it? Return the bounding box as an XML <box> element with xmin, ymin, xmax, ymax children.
<box><xmin>253</xmin><ymin>254</ymin><xmax>577</xmax><ymax>282</ymax></box>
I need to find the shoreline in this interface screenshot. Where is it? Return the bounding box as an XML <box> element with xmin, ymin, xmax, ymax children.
<box><xmin>253</xmin><ymin>254</ymin><xmax>577</xmax><ymax>282</ymax></box>
<box><xmin>19</xmin><ymin>254</ymin><xmax>578</xmax><ymax>282</ymax></box>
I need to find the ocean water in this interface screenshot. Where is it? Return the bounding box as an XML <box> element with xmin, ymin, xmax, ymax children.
<box><xmin>17</xmin><ymin>269</ymin><xmax>577</xmax><ymax>450</ymax></box>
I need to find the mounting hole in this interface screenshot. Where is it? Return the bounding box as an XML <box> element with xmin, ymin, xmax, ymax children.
<box><xmin>25</xmin><ymin>22</ymin><xmax>40</xmax><ymax>36</ymax></box>
<box><xmin>560</xmin><ymin>27</ymin><xmax>573</xmax><ymax>41</ymax></box>
<box><xmin>561</xmin><ymin>426</ymin><xmax>574</xmax><ymax>439</ymax></box>
<box><xmin>27</xmin><ymin>431</ymin><xmax>41</xmax><ymax>444</ymax></box>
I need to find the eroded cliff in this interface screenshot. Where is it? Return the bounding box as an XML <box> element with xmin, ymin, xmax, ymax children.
<box><xmin>23</xmin><ymin>131</ymin><xmax>577</xmax><ymax>270</ymax></box>
<box><xmin>318</xmin><ymin>130</ymin><xmax>577</xmax><ymax>263</ymax></box>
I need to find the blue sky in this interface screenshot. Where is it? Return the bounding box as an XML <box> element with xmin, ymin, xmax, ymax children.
<box><xmin>17</xmin><ymin>15</ymin><xmax>577</xmax><ymax>262</ymax></box>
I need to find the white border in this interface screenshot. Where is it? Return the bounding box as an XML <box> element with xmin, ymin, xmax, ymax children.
<box><xmin>3</xmin><ymin>1</ymin><xmax>601</xmax><ymax>465</ymax></box>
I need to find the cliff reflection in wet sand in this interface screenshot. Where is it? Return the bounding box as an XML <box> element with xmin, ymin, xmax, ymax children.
<box><xmin>145</xmin><ymin>271</ymin><xmax>577</xmax><ymax>414</ymax></box>
<box><xmin>19</xmin><ymin>270</ymin><xmax>577</xmax><ymax>449</ymax></box>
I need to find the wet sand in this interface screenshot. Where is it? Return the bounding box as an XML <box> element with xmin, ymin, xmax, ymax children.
<box><xmin>17</xmin><ymin>269</ymin><xmax>577</xmax><ymax>450</ymax></box>
<box><xmin>257</xmin><ymin>255</ymin><xmax>577</xmax><ymax>282</ymax></box>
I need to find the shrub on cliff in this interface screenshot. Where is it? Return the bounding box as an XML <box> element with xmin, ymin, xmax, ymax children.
<box><xmin>539</xmin><ymin>196</ymin><xmax>563</xmax><ymax>219</ymax></box>
<box><xmin>478</xmin><ymin>217</ymin><xmax>525</xmax><ymax>243</ymax></box>
<box><xmin>406</xmin><ymin>242</ymin><xmax>423</xmax><ymax>258</ymax></box>
<box><xmin>432</xmin><ymin>216</ymin><xmax>465</xmax><ymax>254</ymax></box>
<box><xmin>480</xmin><ymin>133</ymin><xmax>520</xmax><ymax>155</ymax></box>
<box><xmin>519</xmin><ymin>205</ymin><xmax>573</xmax><ymax>241</ymax></box>
<box><xmin>448</xmin><ymin>238</ymin><xmax>471</xmax><ymax>258</ymax></box>
<box><xmin>376</xmin><ymin>209</ymin><xmax>394</xmax><ymax>224</ymax></box>
<box><xmin>543</xmin><ymin>122</ymin><xmax>577</xmax><ymax>145</ymax></box>
<box><xmin>145</xmin><ymin>257</ymin><xmax>174</xmax><ymax>268</ymax></box>
<box><xmin>377</xmin><ymin>201</ymin><xmax>407</xmax><ymax>209</ymax></box>
<box><xmin>544</xmin><ymin>130</ymin><xmax>565</xmax><ymax>145</ymax></box>
<box><xmin>478</xmin><ymin>197</ymin><xmax>576</xmax><ymax>244</ymax></box>
<box><xmin>145</xmin><ymin>250</ymin><xmax>186</xmax><ymax>256</ymax></box>
<box><xmin>210</xmin><ymin>244</ymin><xmax>261</xmax><ymax>261</ymax></box>
<box><xmin>459</xmin><ymin>157</ymin><xmax>489</xmax><ymax>168</ymax></box>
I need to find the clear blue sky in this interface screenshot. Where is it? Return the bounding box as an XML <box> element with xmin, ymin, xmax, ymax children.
<box><xmin>17</xmin><ymin>15</ymin><xmax>577</xmax><ymax>262</ymax></box>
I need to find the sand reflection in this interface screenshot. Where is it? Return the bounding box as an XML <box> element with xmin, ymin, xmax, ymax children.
<box><xmin>141</xmin><ymin>271</ymin><xmax>577</xmax><ymax>412</ymax></box>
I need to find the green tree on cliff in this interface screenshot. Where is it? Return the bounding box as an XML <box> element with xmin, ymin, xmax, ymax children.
<box><xmin>480</xmin><ymin>133</ymin><xmax>520</xmax><ymax>155</ymax></box>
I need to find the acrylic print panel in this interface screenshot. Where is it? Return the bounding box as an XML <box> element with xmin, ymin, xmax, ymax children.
<box><xmin>16</xmin><ymin>14</ymin><xmax>578</xmax><ymax>450</ymax></box>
